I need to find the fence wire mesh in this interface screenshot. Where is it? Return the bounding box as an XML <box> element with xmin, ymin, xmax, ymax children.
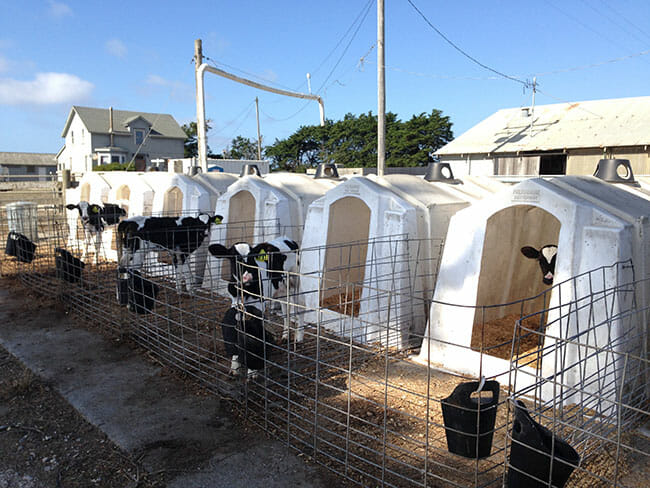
<box><xmin>1</xmin><ymin>202</ymin><xmax>648</xmax><ymax>488</ymax></box>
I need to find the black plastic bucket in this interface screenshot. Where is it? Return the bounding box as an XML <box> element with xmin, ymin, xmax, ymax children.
<box><xmin>441</xmin><ymin>379</ymin><xmax>500</xmax><ymax>458</ymax></box>
<box><xmin>508</xmin><ymin>400</ymin><xmax>580</xmax><ymax>488</ymax></box>
<box><xmin>10</xmin><ymin>232</ymin><xmax>36</xmax><ymax>263</ymax></box>
<box><xmin>5</xmin><ymin>232</ymin><xmax>17</xmax><ymax>257</ymax></box>
<box><xmin>55</xmin><ymin>248</ymin><xmax>84</xmax><ymax>283</ymax></box>
<box><xmin>127</xmin><ymin>270</ymin><xmax>159</xmax><ymax>314</ymax></box>
<box><xmin>116</xmin><ymin>267</ymin><xmax>130</xmax><ymax>306</ymax></box>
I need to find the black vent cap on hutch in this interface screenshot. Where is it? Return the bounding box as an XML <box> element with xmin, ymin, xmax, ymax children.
<box><xmin>593</xmin><ymin>158</ymin><xmax>638</xmax><ymax>185</ymax></box>
<box><xmin>239</xmin><ymin>164</ymin><xmax>262</xmax><ymax>177</ymax></box>
<box><xmin>314</xmin><ymin>163</ymin><xmax>340</xmax><ymax>179</ymax></box>
<box><xmin>424</xmin><ymin>162</ymin><xmax>462</xmax><ymax>184</ymax></box>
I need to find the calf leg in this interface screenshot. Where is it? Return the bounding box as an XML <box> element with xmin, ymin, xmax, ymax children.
<box><xmin>278</xmin><ymin>279</ymin><xmax>304</xmax><ymax>344</ymax></box>
<box><xmin>221</xmin><ymin>307</ymin><xmax>241</xmax><ymax>375</ymax></box>
<box><xmin>94</xmin><ymin>232</ymin><xmax>102</xmax><ymax>265</ymax></box>
<box><xmin>182</xmin><ymin>260</ymin><xmax>195</xmax><ymax>293</ymax></box>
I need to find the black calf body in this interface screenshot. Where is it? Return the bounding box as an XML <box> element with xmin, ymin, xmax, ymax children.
<box><xmin>66</xmin><ymin>201</ymin><xmax>126</xmax><ymax>263</ymax></box>
<box><xmin>118</xmin><ymin>214</ymin><xmax>222</xmax><ymax>293</ymax></box>
<box><xmin>55</xmin><ymin>247</ymin><xmax>85</xmax><ymax>283</ymax></box>
<box><xmin>222</xmin><ymin>306</ymin><xmax>275</xmax><ymax>373</ymax></box>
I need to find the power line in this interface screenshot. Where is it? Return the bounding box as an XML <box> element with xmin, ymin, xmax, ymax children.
<box><xmin>210</xmin><ymin>100</ymin><xmax>256</xmax><ymax>136</ymax></box>
<box><xmin>579</xmin><ymin>0</ymin><xmax>650</xmax><ymax>47</ymax></box>
<box><xmin>300</xmin><ymin>0</ymin><xmax>376</xmax><ymax>91</ymax></box>
<box><xmin>531</xmin><ymin>48</ymin><xmax>650</xmax><ymax>77</ymax></box>
<box><xmin>405</xmin><ymin>0</ymin><xmax>531</xmax><ymax>88</ymax></box>
<box><xmin>203</xmin><ymin>56</ymin><xmax>299</xmax><ymax>94</ymax></box>
<box><xmin>598</xmin><ymin>0</ymin><xmax>650</xmax><ymax>43</ymax></box>
<box><xmin>315</xmin><ymin>0</ymin><xmax>375</xmax><ymax>94</ymax></box>
<box><xmin>542</xmin><ymin>0</ymin><xmax>650</xmax><ymax>61</ymax></box>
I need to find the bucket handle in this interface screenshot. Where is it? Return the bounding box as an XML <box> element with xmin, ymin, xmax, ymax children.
<box><xmin>445</xmin><ymin>379</ymin><xmax>500</xmax><ymax>407</ymax></box>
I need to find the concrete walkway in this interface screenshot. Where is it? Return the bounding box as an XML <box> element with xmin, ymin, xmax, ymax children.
<box><xmin>0</xmin><ymin>288</ymin><xmax>331</xmax><ymax>488</ymax></box>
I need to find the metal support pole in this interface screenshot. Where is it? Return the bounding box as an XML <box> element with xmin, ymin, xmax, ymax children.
<box><xmin>194</xmin><ymin>39</ymin><xmax>208</xmax><ymax>173</ymax></box>
<box><xmin>255</xmin><ymin>97</ymin><xmax>262</xmax><ymax>160</ymax></box>
<box><xmin>195</xmin><ymin>57</ymin><xmax>324</xmax><ymax>171</ymax></box>
<box><xmin>377</xmin><ymin>0</ymin><xmax>386</xmax><ymax>177</ymax></box>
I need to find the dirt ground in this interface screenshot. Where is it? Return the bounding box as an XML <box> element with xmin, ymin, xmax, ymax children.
<box><xmin>0</xmin><ymin>344</ymin><xmax>164</xmax><ymax>488</ymax></box>
<box><xmin>0</xmin><ymin>275</ymin><xmax>340</xmax><ymax>488</ymax></box>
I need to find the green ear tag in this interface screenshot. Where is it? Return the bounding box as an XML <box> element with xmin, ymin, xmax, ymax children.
<box><xmin>92</xmin><ymin>207</ymin><xmax>99</xmax><ymax>214</ymax></box>
<box><xmin>214</xmin><ymin>216</ymin><xmax>222</xmax><ymax>224</ymax></box>
<box><xmin>258</xmin><ymin>249</ymin><xmax>268</xmax><ymax>262</ymax></box>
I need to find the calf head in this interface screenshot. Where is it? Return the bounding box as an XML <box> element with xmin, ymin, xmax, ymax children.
<box><xmin>66</xmin><ymin>201</ymin><xmax>102</xmax><ymax>227</ymax></box>
<box><xmin>521</xmin><ymin>244</ymin><xmax>558</xmax><ymax>286</ymax></box>
<box><xmin>209</xmin><ymin>242</ymin><xmax>258</xmax><ymax>285</ymax></box>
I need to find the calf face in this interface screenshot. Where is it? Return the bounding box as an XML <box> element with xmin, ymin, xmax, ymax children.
<box><xmin>521</xmin><ymin>244</ymin><xmax>558</xmax><ymax>286</ymax></box>
<box><xmin>209</xmin><ymin>237</ymin><xmax>304</xmax><ymax>343</ymax></box>
<box><xmin>67</xmin><ymin>202</ymin><xmax>104</xmax><ymax>230</ymax></box>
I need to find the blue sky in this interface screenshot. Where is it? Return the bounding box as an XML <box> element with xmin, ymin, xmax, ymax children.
<box><xmin>1</xmin><ymin>0</ymin><xmax>649</xmax><ymax>156</ymax></box>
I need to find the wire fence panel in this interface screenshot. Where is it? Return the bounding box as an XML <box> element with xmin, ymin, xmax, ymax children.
<box><xmin>1</xmin><ymin>202</ymin><xmax>648</xmax><ymax>488</ymax></box>
<box><xmin>507</xmin><ymin>261</ymin><xmax>649</xmax><ymax>488</ymax></box>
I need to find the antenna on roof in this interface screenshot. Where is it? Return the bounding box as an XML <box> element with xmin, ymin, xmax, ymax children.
<box><xmin>529</xmin><ymin>77</ymin><xmax>536</xmax><ymax>137</ymax></box>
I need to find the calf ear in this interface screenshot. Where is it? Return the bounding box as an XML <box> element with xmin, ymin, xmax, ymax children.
<box><xmin>66</xmin><ymin>204</ymin><xmax>77</xmax><ymax>210</ymax></box>
<box><xmin>521</xmin><ymin>246</ymin><xmax>540</xmax><ymax>259</ymax></box>
<box><xmin>213</xmin><ymin>215</ymin><xmax>223</xmax><ymax>224</ymax></box>
<box><xmin>208</xmin><ymin>243</ymin><xmax>230</xmax><ymax>257</ymax></box>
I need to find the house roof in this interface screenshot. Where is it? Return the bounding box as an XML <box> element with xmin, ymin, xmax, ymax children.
<box><xmin>61</xmin><ymin>106</ymin><xmax>186</xmax><ymax>139</ymax></box>
<box><xmin>436</xmin><ymin>95</ymin><xmax>650</xmax><ymax>156</ymax></box>
<box><xmin>0</xmin><ymin>152</ymin><xmax>57</xmax><ymax>166</ymax></box>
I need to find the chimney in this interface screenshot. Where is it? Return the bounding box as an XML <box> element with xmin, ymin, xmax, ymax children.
<box><xmin>109</xmin><ymin>107</ymin><xmax>114</xmax><ymax>147</ymax></box>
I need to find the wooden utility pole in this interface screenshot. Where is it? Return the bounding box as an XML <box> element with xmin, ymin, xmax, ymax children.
<box><xmin>377</xmin><ymin>0</ymin><xmax>386</xmax><ymax>177</ymax></box>
<box><xmin>255</xmin><ymin>97</ymin><xmax>262</xmax><ymax>160</ymax></box>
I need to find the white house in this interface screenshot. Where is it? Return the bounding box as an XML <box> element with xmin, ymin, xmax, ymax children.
<box><xmin>57</xmin><ymin>106</ymin><xmax>186</xmax><ymax>177</ymax></box>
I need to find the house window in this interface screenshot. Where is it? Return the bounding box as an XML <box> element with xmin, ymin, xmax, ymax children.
<box><xmin>25</xmin><ymin>166</ymin><xmax>35</xmax><ymax>174</ymax></box>
<box><xmin>111</xmin><ymin>155</ymin><xmax>120</xmax><ymax>163</ymax></box>
<box><xmin>135</xmin><ymin>129</ymin><xmax>145</xmax><ymax>145</ymax></box>
<box><xmin>101</xmin><ymin>156</ymin><xmax>109</xmax><ymax>165</ymax></box>
<box><xmin>71</xmin><ymin>131</ymin><xmax>74</xmax><ymax>144</ymax></box>
<box><xmin>82</xmin><ymin>129</ymin><xmax>85</xmax><ymax>141</ymax></box>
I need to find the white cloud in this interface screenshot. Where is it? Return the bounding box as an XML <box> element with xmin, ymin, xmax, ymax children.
<box><xmin>48</xmin><ymin>1</ymin><xmax>72</xmax><ymax>18</ymax></box>
<box><xmin>0</xmin><ymin>72</ymin><xmax>93</xmax><ymax>105</ymax></box>
<box><xmin>105</xmin><ymin>39</ymin><xmax>127</xmax><ymax>58</ymax></box>
<box><xmin>145</xmin><ymin>74</ymin><xmax>193</xmax><ymax>102</ymax></box>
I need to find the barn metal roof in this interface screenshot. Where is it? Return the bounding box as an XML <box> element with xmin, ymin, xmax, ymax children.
<box><xmin>61</xmin><ymin>106</ymin><xmax>186</xmax><ymax>139</ymax></box>
<box><xmin>436</xmin><ymin>96</ymin><xmax>650</xmax><ymax>156</ymax></box>
<box><xmin>0</xmin><ymin>152</ymin><xmax>57</xmax><ymax>166</ymax></box>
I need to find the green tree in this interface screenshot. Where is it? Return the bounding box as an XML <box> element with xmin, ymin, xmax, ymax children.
<box><xmin>182</xmin><ymin>121</ymin><xmax>218</xmax><ymax>158</ymax></box>
<box><xmin>264</xmin><ymin>110</ymin><xmax>453</xmax><ymax>171</ymax></box>
<box><xmin>226</xmin><ymin>136</ymin><xmax>259</xmax><ymax>160</ymax></box>
<box><xmin>264</xmin><ymin>123</ymin><xmax>331</xmax><ymax>172</ymax></box>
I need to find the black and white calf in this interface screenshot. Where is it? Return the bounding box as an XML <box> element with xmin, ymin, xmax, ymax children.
<box><xmin>208</xmin><ymin>236</ymin><xmax>304</xmax><ymax>343</ymax></box>
<box><xmin>118</xmin><ymin>214</ymin><xmax>223</xmax><ymax>293</ymax></box>
<box><xmin>221</xmin><ymin>305</ymin><xmax>275</xmax><ymax>378</ymax></box>
<box><xmin>66</xmin><ymin>201</ymin><xmax>126</xmax><ymax>263</ymax></box>
<box><xmin>521</xmin><ymin>244</ymin><xmax>558</xmax><ymax>286</ymax></box>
